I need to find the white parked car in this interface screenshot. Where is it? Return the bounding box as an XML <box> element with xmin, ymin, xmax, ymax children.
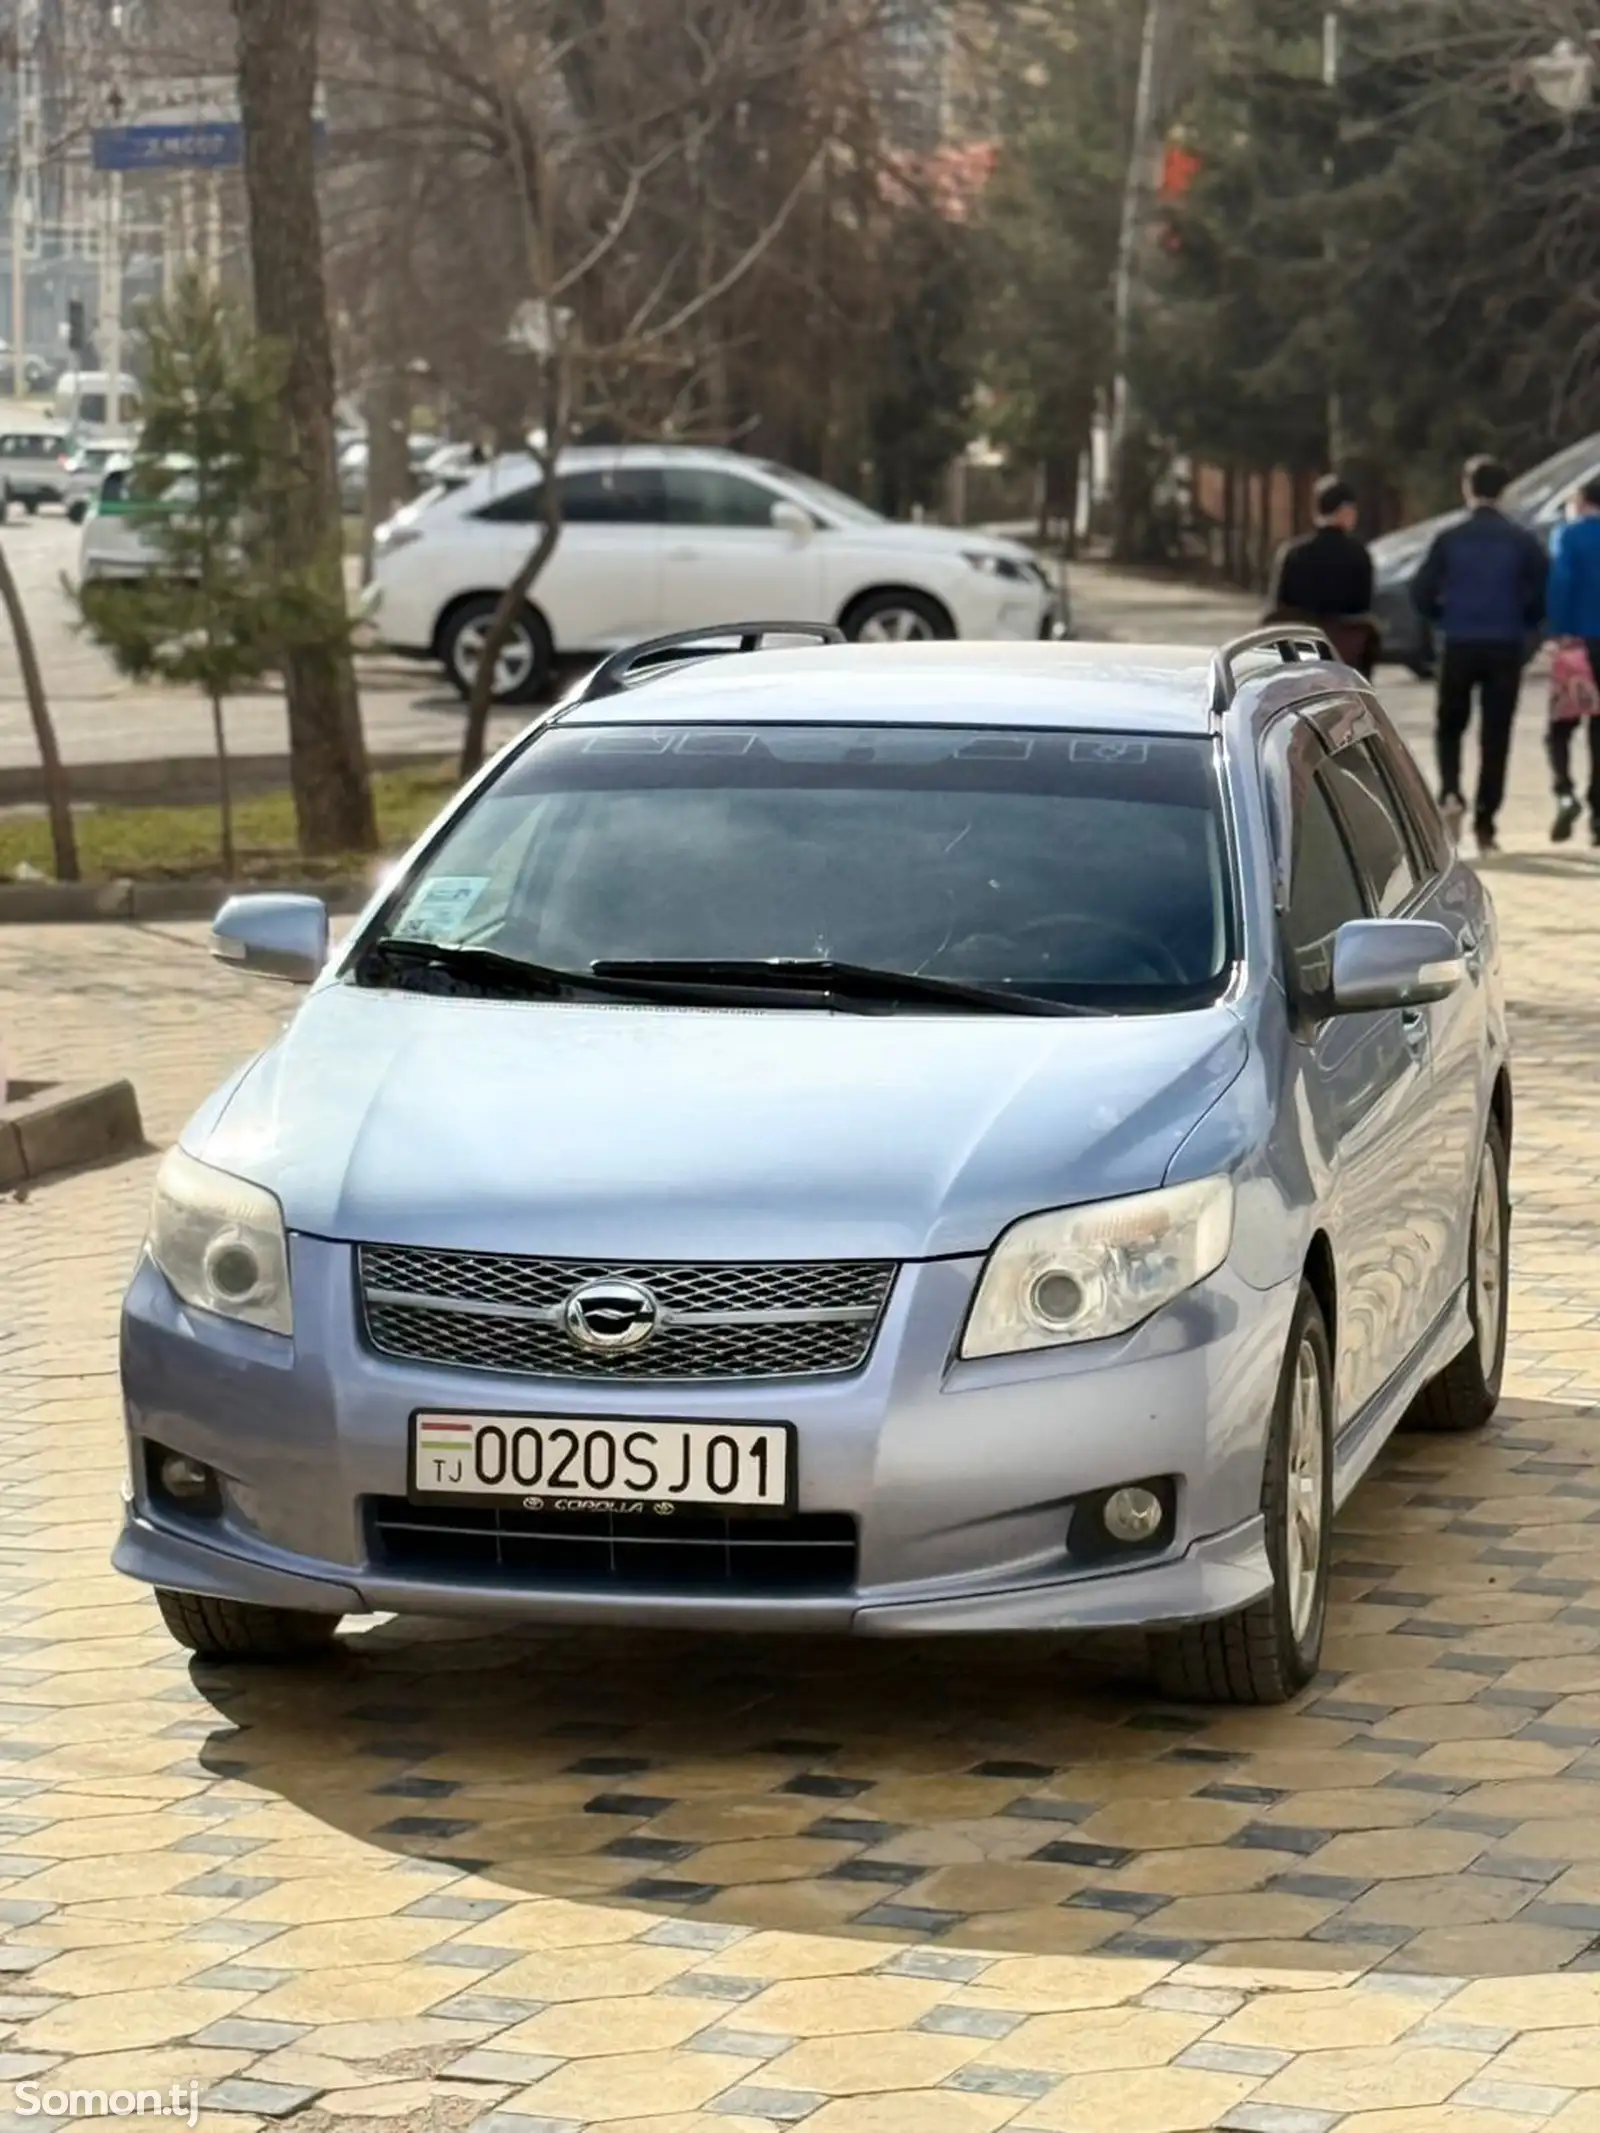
<box><xmin>63</xmin><ymin>437</ymin><xmax>134</xmax><ymax>522</ymax></box>
<box><xmin>370</xmin><ymin>445</ymin><xmax>1071</xmax><ymax>703</ymax></box>
<box><xmin>76</xmin><ymin>457</ymin><xmax>148</xmax><ymax>581</ymax></box>
<box><xmin>77</xmin><ymin>456</ymin><xmax>199</xmax><ymax>582</ymax></box>
<box><xmin>0</xmin><ymin>427</ymin><xmax>70</xmax><ymax>514</ymax></box>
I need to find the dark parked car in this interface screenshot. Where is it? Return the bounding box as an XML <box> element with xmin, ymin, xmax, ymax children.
<box><xmin>1372</xmin><ymin>432</ymin><xmax>1600</xmax><ymax>674</ymax></box>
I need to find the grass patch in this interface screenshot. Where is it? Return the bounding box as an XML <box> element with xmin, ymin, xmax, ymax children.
<box><xmin>0</xmin><ymin>763</ymin><xmax>459</xmax><ymax>883</ymax></box>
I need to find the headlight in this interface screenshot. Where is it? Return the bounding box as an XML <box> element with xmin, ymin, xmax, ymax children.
<box><xmin>147</xmin><ymin>1148</ymin><xmax>293</xmax><ymax>1336</ymax></box>
<box><xmin>963</xmin><ymin>550</ymin><xmax>1028</xmax><ymax>582</ymax></box>
<box><xmin>373</xmin><ymin>522</ymin><xmax>423</xmax><ymax>554</ymax></box>
<box><xmin>960</xmin><ymin>1177</ymin><xmax>1234</xmax><ymax>1360</ymax></box>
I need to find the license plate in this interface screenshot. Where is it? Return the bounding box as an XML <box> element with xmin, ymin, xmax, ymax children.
<box><xmin>409</xmin><ymin>1412</ymin><xmax>793</xmax><ymax>1512</ymax></box>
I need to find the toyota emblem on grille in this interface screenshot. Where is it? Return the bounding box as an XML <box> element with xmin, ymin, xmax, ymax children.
<box><xmin>562</xmin><ymin>1278</ymin><xmax>660</xmax><ymax>1354</ymax></box>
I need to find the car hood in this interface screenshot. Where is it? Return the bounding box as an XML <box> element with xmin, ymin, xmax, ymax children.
<box><xmin>1371</xmin><ymin>495</ymin><xmax>1552</xmax><ymax>577</ymax></box>
<box><xmin>835</xmin><ymin>520</ymin><xmax>1041</xmax><ymax>568</ymax></box>
<box><xmin>194</xmin><ymin>986</ymin><xmax>1248</xmax><ymax>1263</ymax></box>
<box><xmin>1370</xmin><ymin>508</ymin><xmax>1461</xmax><ymax>577</ymax></box>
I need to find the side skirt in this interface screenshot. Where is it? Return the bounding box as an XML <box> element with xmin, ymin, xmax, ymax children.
<box><xmin>1331</xmin><ymin>1287</ymin><xmax>1474</xmax><ymax>1513</ymax></box>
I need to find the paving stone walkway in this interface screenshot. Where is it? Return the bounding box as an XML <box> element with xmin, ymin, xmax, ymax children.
<box><xmin>5</xmin><ymin>588</ymin><xmax>1600</xmax><ymax>2131</ymax></box>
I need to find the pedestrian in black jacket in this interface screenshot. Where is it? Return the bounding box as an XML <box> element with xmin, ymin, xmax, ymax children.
<box><xmin>1265</xmin><ymin>476</ymin><xmax>1378</xmax><ymax>677</ymax></box>
<box><xmin>1412</xmin><ymin>455</ymin><xmax>1548</xmax><ymax>855</ymax></box>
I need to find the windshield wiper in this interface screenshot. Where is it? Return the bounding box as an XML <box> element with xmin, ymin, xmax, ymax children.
<box><xmin>358</xmin><ymin>936</ymin><xmax>672</xmax><ymax>1003</ymax></box>
<box><xmin>589</xmin><ymin>957</ymin><xmax>1090</xmax><ymax>1017</ymax></box>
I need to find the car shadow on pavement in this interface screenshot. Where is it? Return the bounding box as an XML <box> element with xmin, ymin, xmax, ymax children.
<box><xmin>176</xmin><ymin>1396</ymin><xmax>1600</xmax><ymax>1982</ymax></box>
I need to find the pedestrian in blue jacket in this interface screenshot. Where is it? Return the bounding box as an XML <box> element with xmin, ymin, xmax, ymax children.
<box><xmin>1546</xmin><ymin>477</ymin><xmax>1600</xmax><ymax>844</ymax></box>
<box><xmin>1413</xmin><ymin>456</ymin><xmax>1548</xmax><ymax>855</ymax></box>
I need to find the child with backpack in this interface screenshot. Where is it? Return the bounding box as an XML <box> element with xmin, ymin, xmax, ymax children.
<box><xmin>1546</xmin><ymin>478</ymin><xmax>1600</xmax><ymax>844</ymax></box>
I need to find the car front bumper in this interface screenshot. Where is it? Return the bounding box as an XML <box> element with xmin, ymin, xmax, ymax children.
<box><xmin>117</xmin><ymin>1239</ymin><xmax>1297</xmax><ymax>1636</ymax></box>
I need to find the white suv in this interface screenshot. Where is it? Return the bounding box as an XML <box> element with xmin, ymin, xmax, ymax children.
<box><xmin>0</xmin><ymin>428</ymin><xmax>70</xmax><ymax>514</ymax></box>
<box><xmin>370</xmin><ymin>445</ymin><xmax>1069</xmax><ymax>703</ymax></box>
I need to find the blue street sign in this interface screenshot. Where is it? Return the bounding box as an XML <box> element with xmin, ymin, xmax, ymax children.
<box><xmin>91</xmin><ymin>119</ymin><xmax>327</xmax><ymax>172</ymax></box>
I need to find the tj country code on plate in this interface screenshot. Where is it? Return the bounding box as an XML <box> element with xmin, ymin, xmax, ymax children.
<box><xmin>411</xmin><ymin>1413</ymin><xmax>792</xmax><ymax>1510</ymax></box>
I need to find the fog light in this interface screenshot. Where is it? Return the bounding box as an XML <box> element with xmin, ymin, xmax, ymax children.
<box><xmin>159</xmin><ymin>1453</ymin><xmax>214</xmax><ymax>1503</ymax></box>
<box><xmin>1102</xmin><ymin>1485</ymin><xmax>1166</xmax><ymax>1546</ymax></box>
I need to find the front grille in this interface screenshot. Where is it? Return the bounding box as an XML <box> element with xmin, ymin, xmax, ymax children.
<box><xmin>357</xmin><ymin>1246</ymin><xmax>895</xmax><ymax>1381</ymax></box>
<box><xmin>365</xmin><ymin>1497</ymin><xmax>859</xmax><ymax>1596</ymax></box>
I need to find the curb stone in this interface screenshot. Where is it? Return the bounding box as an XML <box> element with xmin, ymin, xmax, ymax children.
<box><xmin>0</xmin><ymin>1078</ymin><xmax>143</xmax><ymax>1187</ymax></box>
<box><xmin>0</xmin><ymin>879</ymin><xmax>371</xmax><ymax>923</ymax></box>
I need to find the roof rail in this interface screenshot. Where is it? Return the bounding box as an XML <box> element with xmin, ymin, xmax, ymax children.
<box><xmin>580</xmin><ymin>620</ymin><xmax>845</xmax><ymax>702</ymax></box>
<box><xmin>1209</xmin><ymin>625</ymin><xmax>1339</xmax><ymax>716</ymax></box>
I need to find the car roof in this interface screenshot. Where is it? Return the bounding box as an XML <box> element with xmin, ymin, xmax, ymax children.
<box><xmin>560</xmin><ymin>641</ymin><xmax>1220</xmax><ymax>735</ymax></box>
<box><xmin>457</xmin><ymin>442</ymin><xmax>800</xmax><ymax>493</ymax></box>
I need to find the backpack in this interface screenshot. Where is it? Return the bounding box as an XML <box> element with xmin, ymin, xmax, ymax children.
<box><xmin>1550</xmin><ymin>642</ymin><xmax>1600</xmax><ymax>724</ymax></box>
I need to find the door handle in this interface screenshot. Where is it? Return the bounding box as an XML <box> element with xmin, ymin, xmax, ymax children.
<box><xmin>1458</xmin><ymin>927</ymin><xmax>1484</xmax><ymax>979</ymax></box>
<box><xmin>1400</xmin><ymin>1008</ymin><xmax>1429</xmax><ymax>1061</ymax></box>
<box><xmin>667</xmin><ymin>546</ymin><xmax>699</xmax><ymax>562</ymax></box>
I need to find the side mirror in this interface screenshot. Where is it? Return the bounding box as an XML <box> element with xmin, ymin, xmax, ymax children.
<box><xmin>770</xmin><ymin>500</ymin><xmax>815</xmax><ymax>538</ymax></box>
<box><xmin>1330</xmin><ymin>918</ymin><xmax>1463</xmax><ymax>1014</ymax></box>
<box><xmin>211</xmin><ymin>893</ymin><xmax>329</xmax><ymax>986</ymax></box>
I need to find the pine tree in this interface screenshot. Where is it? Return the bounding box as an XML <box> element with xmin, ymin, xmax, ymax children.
<box><xmin>75</xmin><ymin>274</ymin><xmax>348</xmax><ymax>879</ymax></box>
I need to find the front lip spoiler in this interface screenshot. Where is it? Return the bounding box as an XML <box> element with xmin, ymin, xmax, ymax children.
<box><xmin>854</xmin><ymin>1515</ymin><xmax>1267</xmax><ymax>1632</ymax></box>
<box><xmin>112</xmin><ymin>1504</ymin><xmax>1269</xmax><ymax>1636</ymax></box>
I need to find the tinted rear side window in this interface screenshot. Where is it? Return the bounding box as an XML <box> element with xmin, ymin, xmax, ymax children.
<box><xmin>474</xmin><ymin>467</ymin><xmax>666</xmax><ymax>525</ymax></box>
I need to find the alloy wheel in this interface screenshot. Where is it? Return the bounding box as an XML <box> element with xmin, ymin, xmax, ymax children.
<box><xmin>855</xmin><ymin>606</ymin><xmax>938</xmax><ymax>643</ymax></box>
<box><xmin>1284</xmin><ymin>1337</ymin><xmax>1326</xmax><ymax>1645</ymax></box>
<box><xmin>1474</xmin><ymin>1140</ymin><xmax>1506</xmax><ymax>1382</ymax></box>
<box><xmin>454</xmin><ymin>617</ymin><xmax>535</xmax><ymax>698</ymax></box>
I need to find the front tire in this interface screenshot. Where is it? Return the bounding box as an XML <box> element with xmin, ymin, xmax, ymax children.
<box><xmin>841</xmin><ymin>589</ymin><xmax>954</xmax><ymax>644</ymax></box>
<box><xmin>1151</xmin><ymin>1283</ymin><xmax>1333</xmax><ymax>1706</ymax></box>
<box><xmin>440</xmin><ymin>595</ymin><xmax>552</xmax><ymax>707</ymax></box>
<box><xmin>1405</xmin><ymin>1117</ymin><xmax>1509</xmax><ymax>1434</ymax></box>
<box><xmin>67</xmin><ymin>500</ymin><xmax>87</xmax><ymax>524</ymax></box>
<box><xmin>154</xmin><ymin>1587</ymin><xmax>343</xmax><ymax>1663</ymax></box>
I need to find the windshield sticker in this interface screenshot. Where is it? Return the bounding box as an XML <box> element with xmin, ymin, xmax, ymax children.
<box><xmin>676</xmin><ymin>730</ymin><xmax>757</xmax><ymax>755</ymax></box>
<box><xmin>1069</xmin><ymin>738</ymin><xmax>1150</xmax><ymax>766</ymax></box>
<box><xmin>581</xmin><ymin>731</ymin><xmax>674</xmax><ymax>754</ymax></box>
<box><xmin>392</xmin><ymin>875</ymin><xmax>489</xmax><ymax>940</ymax></box>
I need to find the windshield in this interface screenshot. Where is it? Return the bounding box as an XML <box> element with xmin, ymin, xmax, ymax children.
<box><xmin>758</xmin><ymin>463</ymin><xmax>885</xmax><ymax>527</ymax></box>
<box><xmin>378</xmin><ymin>723</ymin><xmax>1232</xmax><ymax>1012</ymax></box>
<box><xmin>1505</xmin><ymin>434</ymin><xmax>1600</xmax><ymax>518</ymax></box>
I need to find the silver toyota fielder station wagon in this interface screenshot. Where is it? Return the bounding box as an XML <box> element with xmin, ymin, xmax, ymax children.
<box><xmin>117</xmin><ymin>622</ymin><xmax>1511</xmax><ymax>1704</ymax></box>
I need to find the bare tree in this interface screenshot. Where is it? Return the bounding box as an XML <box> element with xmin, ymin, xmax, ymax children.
<box><xmin>234</xmin><ymin>0</ymin><xmax>378</xmax><ymax>856</ymax></box>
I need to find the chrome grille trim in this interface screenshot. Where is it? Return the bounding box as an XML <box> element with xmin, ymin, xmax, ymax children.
<box><xmin>356</xmin><ymin>1245</ymin><xmax>896</xmax><ymax>1381</ymax></box>
<box><xmin>361</xmin><ymin>1286</ymin><xmax>880</xmax><ymax>1330</ymax></box>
